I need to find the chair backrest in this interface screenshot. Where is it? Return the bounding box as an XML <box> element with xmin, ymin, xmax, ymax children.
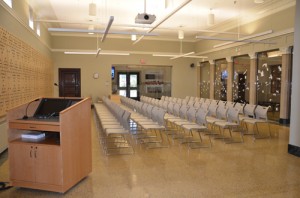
<box><xmin>182</xmin><ymin>98</ymin><xmax>188</xmax><ymax>105</ymax></box>
<box><xmin>204</xmin><ymin>99</ymin><xmax>211</xmax><ymax>104</ymax></box>
<box><xmin>226</xmin><ymin>101</ymin><xmax>236</xmax><ymax>108</ymax></box>
<box><xmin>254</xmin><ymin>105</ymin><xmax>270</xmax><ymax>120</ymax></box>
<box><xmin>141</xmin><ymin>103</ymin><xmax>149</xmax><ymax>116</ymax></box>
<box><xmin>176</xmin><ymin>98</ymin><xmax>183</xmax><ymax>105</ymax></box>
<box><xmin>218</xmin><ymin>100</ymin><xmax>227</xmax><ymax>108</ymax></box>
<box><xmin>167</xmin><ymin>102</ymin><xmax>174</xmax><ymax>114</ymax></box>
<box><xmin>200</xmin><ymin>102</ymin><xmax>209</xmax><ymax>111</ymax></box>
<box><xmin>195</xmin><ymin>108</ymin><xmax>208</xmax><ymax>126</ymax></box>
<box><xmin>243</xmin><ymin>104</ymin><xmax>257</xmax><ymax>117</ymax></box>
<box><xmin>207</xmin><ymin>104</ymin><xmax>218</xmax><ymax>117</ymax></box>
<box><xmin>234</xmin><ymin>102</ymin><xmax>246</xmax><ymax>114</ymax></box>
<box><xmin>184</xmin><ymin>96</ymin><xmax>190</xmax><ymax>102</ymax></box>
<box><xmin>173</xmin><ymin>103</ymin><xmax>181</xmax><ymax>117</ymax></box>
<box><xmin>186</xmin><ymin>107</ymin><xmax>197</xmax><ymax>122</ymax></box>
<box><xmin>216</xmin><ymin>106</ymin><xmax>228</xmax><ymax>120</ymax></box>
<box><xmin>158</xmin><ymin>99</ymin><xmax>164</xmax><ymax>108</ymax></box>
<box><xmin>154</xmin><ymin>108</ymin><xmax>166</xmax><ymax>126</ymax></box>
<box><xmin>193</xmin><ymin>101</ymin><xmax>201</xmax><ymax>109</ymax></box>
<box><xmin>227</xmin><ymin>107</ymin><xmax>240</xmax><ymax>124</ymax></box>
<box><xmin>146</xmin><ymin>104</ymin><xmax>154</xmax><ymax>118</ymax></box>
<box><xmin>199</xmin><ymin>98</ymin><xmax>205</xmax><ymax>103</ymax></box>
<box><xmin>194</xmin><ymin>97</ymin><xmax>201</xmax><ymax>103</ymax></box>
<box><xmin>172</xmin><ymin>97</ymin><xmax>178</xmax><ymax>103</ymax></box>
<box><xmin>121</xmin><ymin>111</ymin><xmax>131</xmax><ymax>130</ymax></box>
<box><xmin>162</xmin><ymin>100</ymin><xmax>169</xmax><ymax>110</ymax></box>
<box><xmin>189</xmin><ymin>96</ymin><xmax>195</xmax><ymax>102</ymax></box>
<box><xmin>210</xmin><ymin>99</ymin><xmax>219</xmax><ymax>106</ymax></box>
<box><xmin>187</xmin><ymin>100</ymin><xmax>195</xmax><ymax>107</ymax></box>
<box><xmin>179</xmin><ymin>104</ymin><xmax>189</xmax><ymax>119</ymax></box>
<box><xmin>161</xmin><ymin>96</ymin><xmax>166</xmax><ymax>101</ymax></box>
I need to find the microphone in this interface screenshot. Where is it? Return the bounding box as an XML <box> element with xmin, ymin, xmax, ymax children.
<box><xmin>23</xmin><ymin>99</ymin><xmax>40</xmax><ymax>119</ymax></box>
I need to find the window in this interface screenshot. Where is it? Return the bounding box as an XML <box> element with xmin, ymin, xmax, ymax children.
<box><xmin>233</xmin><ymin>55</ymin><xmax>250</xmax><ymax>103</ymax></box>
<box><xmin>29</xmin><ymin>7</ymin><xmax>34</xmax><ymax>30</ymax></box>
<box><xmin>257</xmin><ymin>50</ymin><xmax>282</xmax><ymax>121</ymax></box>
<box><xmin>199</xmin><ymin>61</ymin><xmax>210</xmax><ymax>99</ymax></box>
<box><xmin>214</xmin><ymin>59</ymin><xmax>227</xmax><ymax>100</ymax></box>
<box><xmin>3</xmin><ymin>0</ymin><xmax>12</xmax><ymax>8</ymax></box>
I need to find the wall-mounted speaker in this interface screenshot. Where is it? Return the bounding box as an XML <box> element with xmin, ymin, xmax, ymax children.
<box><xmin>190</xmin><ymin>63</ymin><xmax>195</xmax><ymax>68</ymax></box>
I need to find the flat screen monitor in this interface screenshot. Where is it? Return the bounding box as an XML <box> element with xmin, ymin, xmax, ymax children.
<box><xmin>33</xmin><ymin>98</ymin><xmax>72</xmax><ymax>119</ymax></box>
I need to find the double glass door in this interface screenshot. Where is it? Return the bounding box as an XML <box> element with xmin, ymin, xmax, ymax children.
<box><xmin>118</xmin><ymin>72</ymin><xmax>139</xmax><ymax>100</ymax></box>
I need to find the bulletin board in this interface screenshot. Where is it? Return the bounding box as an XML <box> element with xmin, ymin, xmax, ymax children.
<box><xmin>0</xmin><ymin>27</ymin><xmax>53</xmax><ymax>116</ymax></box>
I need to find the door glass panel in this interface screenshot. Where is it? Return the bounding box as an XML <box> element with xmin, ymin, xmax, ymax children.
<box><xmin>214</xmin><ymin>59</ymin><xmax>227</xmax><ymax>100</ymax></box>
<box><xmin>200</xmin><ymin>62</ymin><xmax>210</xmax><ymax>98</ymax></box>
<box><xmin>119</xmin><ymin>90</ymin><xmax>127</xmax><ymax>97</ymax></box>
<box><xmin>130</xmin><ymin>90</ymin><xmax>137</xmax><ymax>97</ymax></box>
<box><xmin>119</xmin><ymin>74</ymin><xmax>127</xmax><ymax>87</ymax></box>
<box><xmin>130</xmin><ymin>75</ymin><xmax>137</xmax><ymax>88</ymax></box>
<box><xmin>257</xmin><ymin>50</ymin><xmax>282</xmax><ymax>121</ymax></box>
<box><xmin>233</xmin><ymin>55</ymin><xmax>250</xmax><ymax>103</ymax></box>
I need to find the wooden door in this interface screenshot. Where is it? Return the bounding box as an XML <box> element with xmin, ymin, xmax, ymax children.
<box><xmin>59</xmin><ymin>68</ymin><xmax>81</xmax><ymax>97</ymax></box>
<box><xmin>9</xmin><ymin>143</ymin><xmax>35</xmax><ymax>182</ymax></box>
<box><xmin>35</xmin><ymin>145</ymin><xmax>62</xmax><ymax>185</ymax></box>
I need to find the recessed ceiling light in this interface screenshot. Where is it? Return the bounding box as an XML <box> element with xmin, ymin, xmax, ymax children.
<box><xmin>254</xmin><ymin>0</ymin><xmax>264</xmax><ymax>4</ymax></box>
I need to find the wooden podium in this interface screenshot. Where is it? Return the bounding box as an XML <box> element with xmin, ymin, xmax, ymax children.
<box><xmin>7</xmin><ymin>97</ymin><xmax>92</xmax><ymax>193</ymax></box>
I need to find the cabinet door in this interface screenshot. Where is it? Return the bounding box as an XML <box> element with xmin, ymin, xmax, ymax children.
<box><xmin>9</xmin><ymin>143</ymin><xmax>35</xmax><ymax>182</ymax></box>
<box><xmin>35</xmin><ymin>145</ymin><xmax>62</xmax><ymax>185</ymax></box>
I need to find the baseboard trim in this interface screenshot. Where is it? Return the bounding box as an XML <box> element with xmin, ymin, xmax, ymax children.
<box><xmin>288</xmin><ymin>144</ymin><xmax>300</xmax><ymax>157</ymax></box>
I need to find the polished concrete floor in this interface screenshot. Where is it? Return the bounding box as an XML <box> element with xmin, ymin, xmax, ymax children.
<box><xmin>1</xmin><ymin>116</ymin><xmax>300</xmax><ymax>198</ymax></box>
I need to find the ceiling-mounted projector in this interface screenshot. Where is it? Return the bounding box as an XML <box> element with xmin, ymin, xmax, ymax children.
<box><xmin>135</xmin><ymin>13</ymin><xmax>156</xmax><ymax>24</ymax></box>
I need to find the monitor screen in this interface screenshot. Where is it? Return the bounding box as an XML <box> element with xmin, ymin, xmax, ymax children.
<box><xmin>34</xmin><ymin>98</ymin><xmax>72</xmax><ymax>119</ymax></box>
<box><xmin>111</xmin><ymin>66</ymin><xmax>115</xmax><ymax>79</ymax></box>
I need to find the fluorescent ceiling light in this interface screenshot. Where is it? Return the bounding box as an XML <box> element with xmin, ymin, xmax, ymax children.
<box><xmin>153</xmin><ymin>53</ymin><xmax>207</xmax><ymax>59</ymax></box>
<box><xmin>48</xmin><ymin>28</ymin><xmax>158</xmax><ymax>36</ymax></box>
<box><xmin>89</xmin><ymin>3</ymin><xmax>97</xmax><ymax>16</ymax></box>
<box><xmin>196</xmin><ymin>30</ymin><xmax>275</xmax><ymax>47</ymax></box>
<box><xmin>131</xmin><ymin>34</ymin><xmax>137</xmax><ymax>41</ymax></box>
<box><xmin>64</xmin><ymin>51</ymin><xmax>130</xmax><ymax>56</ymax></box>
<box><xmin>170</xmin><ymin>51</ymin><xmax>195</xmax><ymax>60</ymax></box>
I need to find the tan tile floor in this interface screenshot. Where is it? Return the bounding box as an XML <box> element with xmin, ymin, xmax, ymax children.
<box><xmin>1</xmin><ymin>116</ymin><xmax>300</xmax><ymax>198</ymax></box>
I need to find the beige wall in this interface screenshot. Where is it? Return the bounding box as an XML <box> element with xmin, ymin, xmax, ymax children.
<box><xmin>52</xmin><ymin>37</ymin><xmax>198</xmax><ymax>102</ymax></box>
<box><xmin>0</xmin><ymin>1</ymin><xmax>52</xmax><ymax>57</ymax></box>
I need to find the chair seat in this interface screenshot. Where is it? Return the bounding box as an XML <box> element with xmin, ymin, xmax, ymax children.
<box><xmin>242</xmin><ymin>118</ymin><xmax>268</xmax><ymax>124</ymax></box>
<box><xmin>206</xmin><ymin>116</ymin><xmax>223</xmax><ymax>124</ymax></box>
<box><xmin>214</xmin><ymin>121</ymin><xmax>239</xmax><ymax>128</ymax></box>
<box><xmin>141</xmin><ymin>124</ymin><xmax>165</xmax><ymax>130</ymax></box>
<box><xmin>181</xmin><ymin>124</ymin><xmax>207</xmax><ymax>130</ymax></box>
<box><xmin>106</xmin><ymin>128</ymin><xmax>129</xmax><ymax>135</ymax></box>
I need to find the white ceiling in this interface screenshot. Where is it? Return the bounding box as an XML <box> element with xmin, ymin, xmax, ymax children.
<box><xmin>28</xmin><ymin>0</ymin><xmax>295</xmax><ymax>41</ymax></box>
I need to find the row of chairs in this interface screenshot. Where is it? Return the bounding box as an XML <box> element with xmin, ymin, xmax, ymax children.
<box><xmin>143</xmin><ymin>96</ymin><xmax>245</xmax><ymax>146</ymax></box>
<box><xmin>142</xmin><ymin>95</ymin><xmax>272</xmax><ymax>141</ymax></box>
<box><xmin>94</xmin><ymin>96</ymin><xmax>134</xmax><ymax>155</ymax></box>
<box><xmin>120</xmin><ymin>97</ymin><xmax>169</xmax><ymax>149</ymax></box>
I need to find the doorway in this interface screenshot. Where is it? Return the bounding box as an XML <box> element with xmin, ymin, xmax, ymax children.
<box><xmin>118</xmin><ymin>72</ymin><xmax>139</xmax><ymax>100</ymax></box>
<box><xmin>58</xmin><ymin>68</ymin><xmax>81</xmax><ymax>97</ymax></box>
